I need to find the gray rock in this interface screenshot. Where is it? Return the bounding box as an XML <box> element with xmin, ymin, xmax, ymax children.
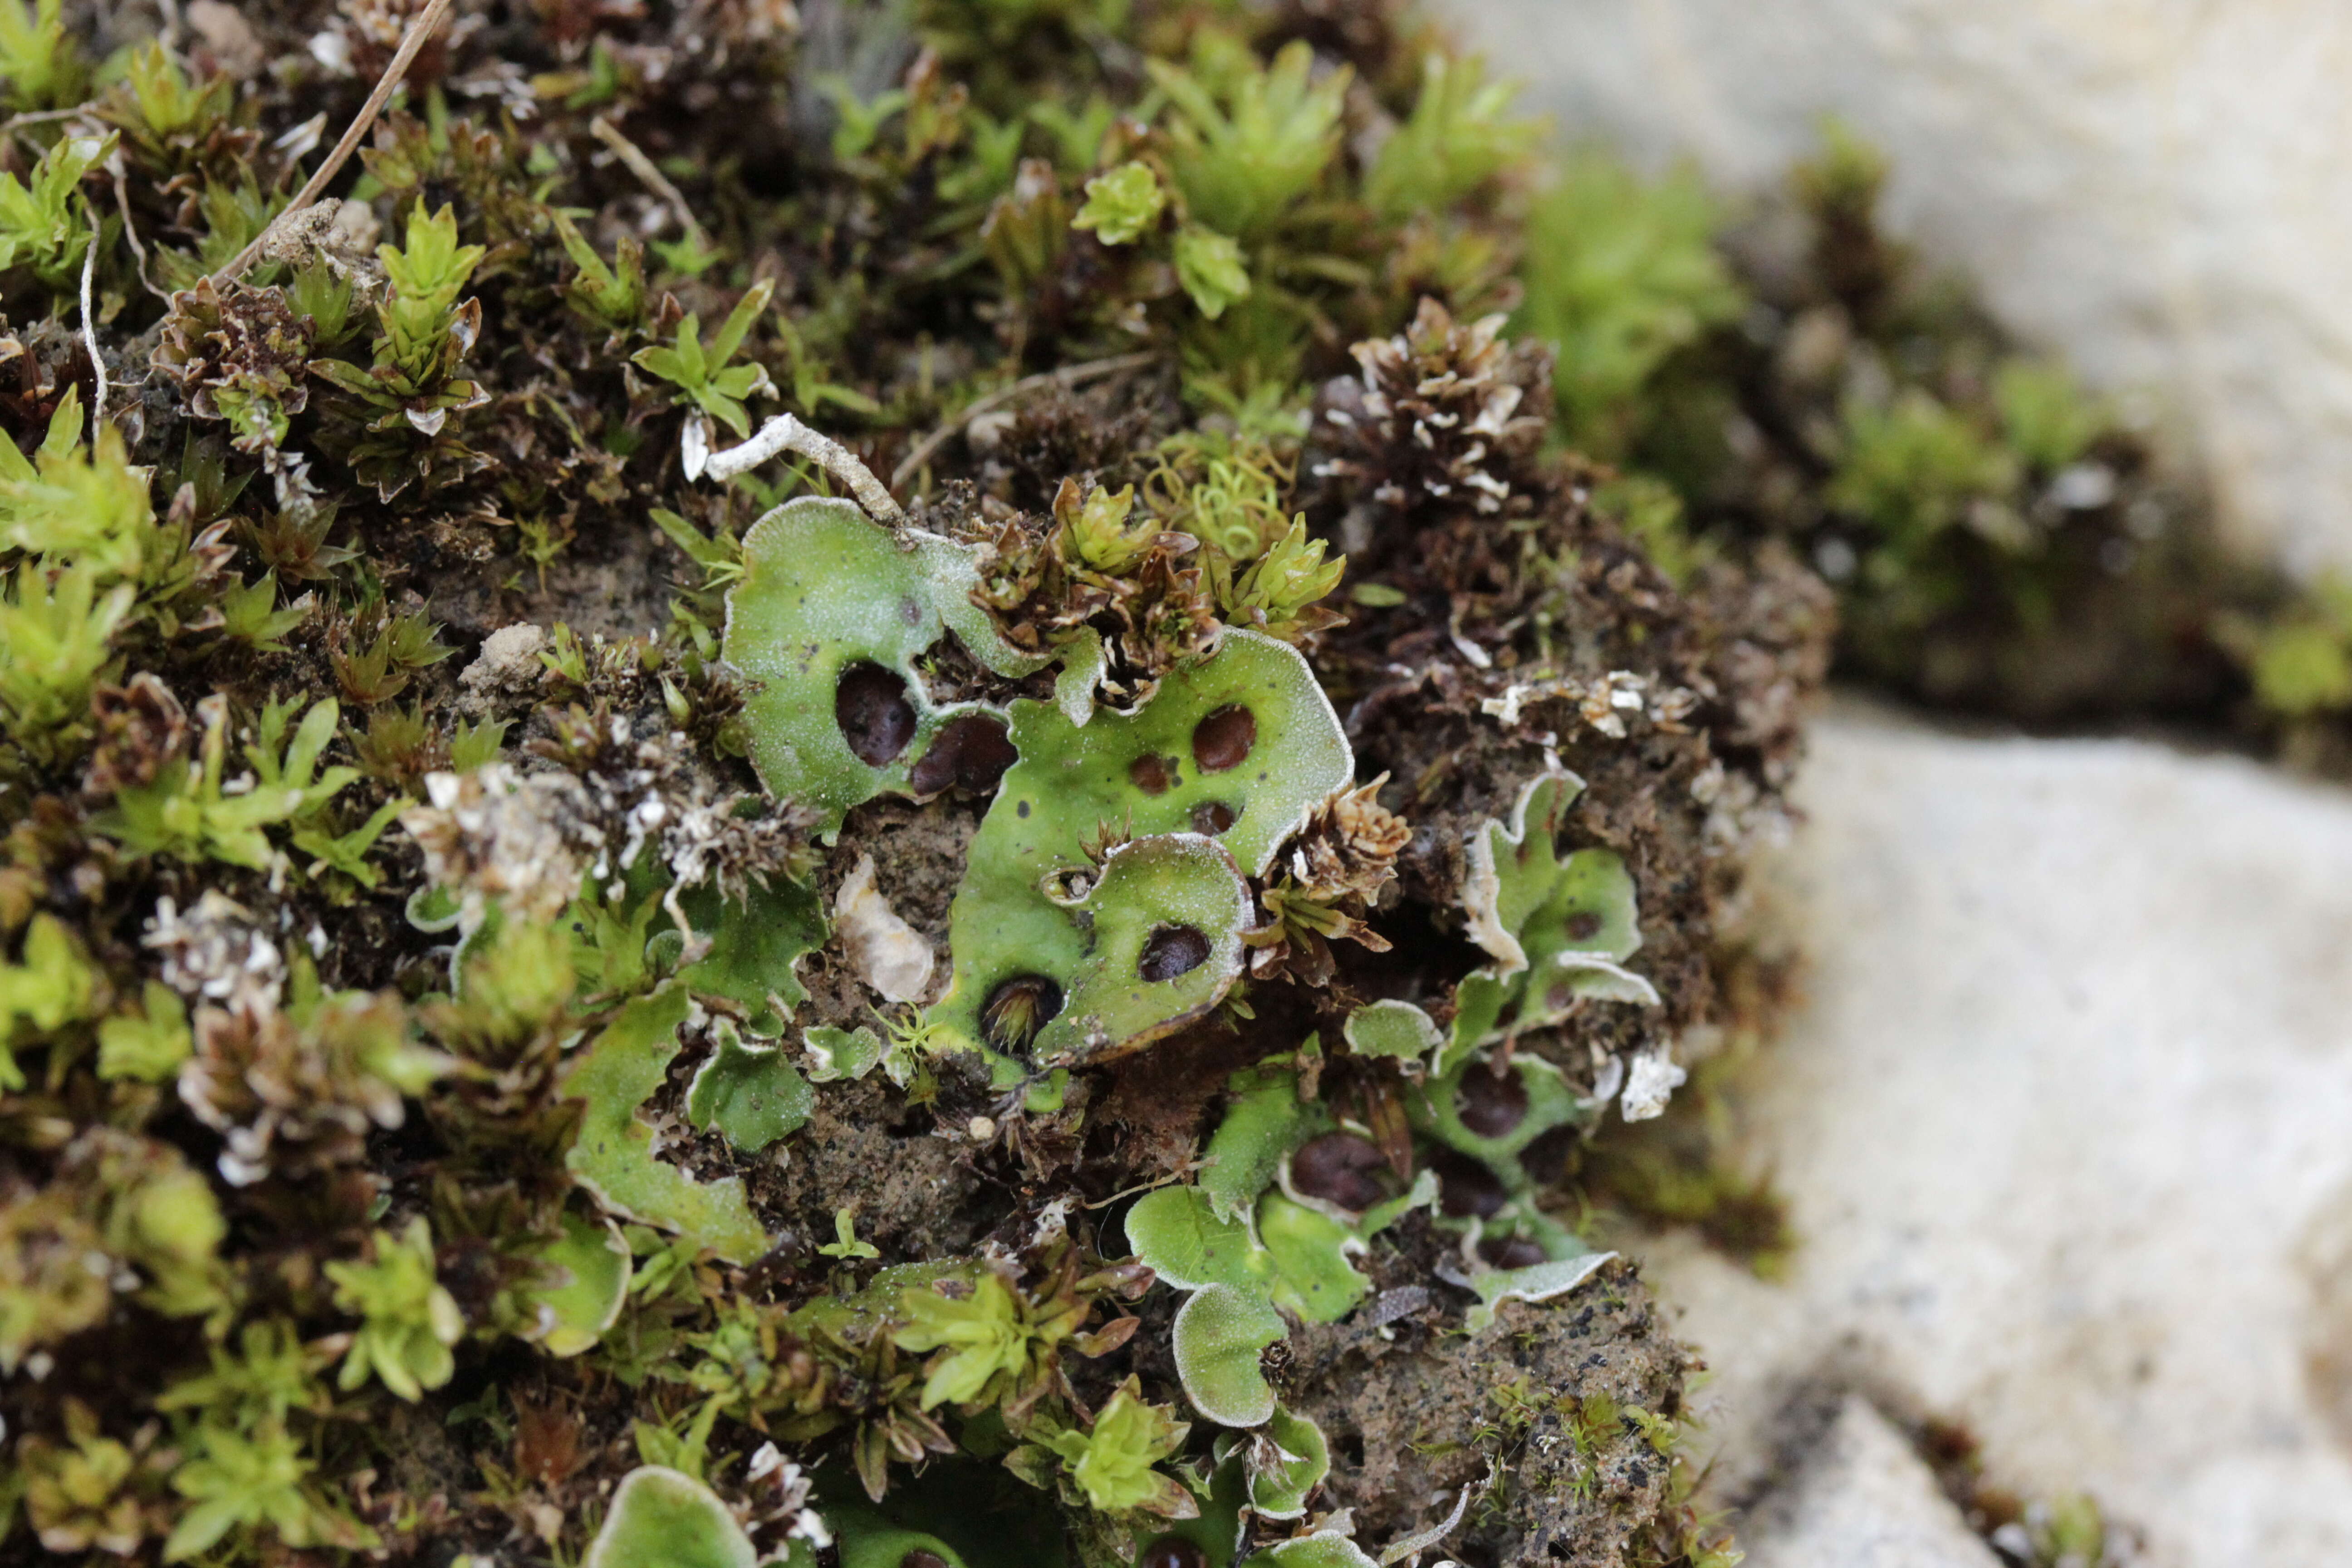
<box><xmin>1444</xmin><ymin>0</ymin><xmax>2352</xmax><ymax>578</ymax></box>
<box><xmin>1740</xmin><ymin>1396</ymin><xmax>2002</xmax><ymax>1568</ymax></box>
<box><xmin>1643</xmin><ymin>708</ymin><xmax>2352</xmax><ymax>1566</ymax></box>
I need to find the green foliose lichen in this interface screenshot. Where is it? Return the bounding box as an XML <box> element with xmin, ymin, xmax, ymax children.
<box><xmin>723</xmin><ymin>495</ymin><xmax>1049</xmax><ymax>834</ymax></box>
<box><xmin>926</xmin><ymin>629</ymin><xmax>1350</xmax><ymax>1074</ymax></box>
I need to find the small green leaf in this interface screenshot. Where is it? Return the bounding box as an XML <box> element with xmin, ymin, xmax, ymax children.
<box><xmin>683</xmin><ymin>1020</ymin><xmax>814</xmax><ymax>1153</ymax></box>
<box><xmin>816</xmin><ymin>1207</ymin><xmax>879</xmax><ymax>1260</ymax></box>
<box><xmin>562</xmin><ymin>985</ymin><xmax>770</xmax><ymax>1264</ymax></box>
<box><xmin>804</xmin><ymin>1024</ymin><xmax>885</xmax><ymax>1082</ymax></box>
<box><xmin>1170</xmin><ymin>1284</ymin><xmax>1284</xmax><ymax>1428</ymax></box>
<box><xmin>220</xmin><ymin>572</ymin><xmax>309</xmax><ymax>653</ymax></box>
<box><xmin>1072</xmin><ymin>160</ymin><xmax>1167</xmax><ymax>245</ymax></box>
<box><xmin>583</xmin><ymin>1466</ymin><xmax>757</xmax><ymax>1568</ymax></box>
<box><xmin>0</xmin><ymin>915</ymin><xmax>100</xmax><ymax>1081</ymax></box>
<box><xmin>97</xmin><ymin>980</ymin><xmax>192</xmax><ymax>1083</ymax></box>
<box><xmin>525</xmin><ymin>1210</ymin><xmax>632</xmax><ymax>1357</ymax></box>
<box><xmin>1246</xmin><ymin>1405</ymin><xmax>1329</xmax><ymax>1520</ymax></box>
<box><xmin>706</xmin><ymin>277</ymin><xmax>775</xmax><ymax>368</ymax></box>
<box><xmin>1342</xmin><ymin>1000</ymin><xmax>1441</xmax><ymax>1066</ymax></box>
<box><xmin>1242</xmin><ymin>1531</ymin><xmax>1378</xmax><ymax>1568</ymax></box>
<box><xmin>449</xmin><ymin>716</ymin><xmax>507</xmax><ymax>771</ymax></box>
<box><xmin>1175</xmin><ymin>225</ymin><xmax>1251</xmax><ymax>319</ymax></box>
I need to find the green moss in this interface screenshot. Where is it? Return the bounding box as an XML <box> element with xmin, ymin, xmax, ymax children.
<box><xmin>1013</xmin><ymin>1378</ymin><xmax>1194</xmax><ymax>1516</ymax></box>
<box><xmin>0</xmin><ymin>5</ymin><xmax>1801</xmax><ymax>1562</ymax></box>
<box><xmin>1513</xmin><ymin>151</ymin><xmax>1743</xmax><ymax>454</ymax></box>
<box><xmin>323</xmin><ymin>1219</ymin><xmax>465</xmax><ymax>1402</ymax></box>
<box><xmin>1829</xmin><ymin>390</ymin><xmax>2019</xmax><ymax>564</ymax></box>
<box><xmin>1150</xmin><ymin>40</ymin><xmax>1348</xmax><ymax>243</ymax></box>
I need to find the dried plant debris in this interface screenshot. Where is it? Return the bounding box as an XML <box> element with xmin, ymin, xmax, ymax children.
<box><xmin>0</xmin><ymin>4</ymin><xmax>1822</xmax><ymax>1565</ymax></box>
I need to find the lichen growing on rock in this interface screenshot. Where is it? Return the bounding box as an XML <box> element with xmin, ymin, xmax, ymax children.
<box><xmin>0</xmin><ymin>3</ymin><xmax>1823</xmax><ymax>1564</ymax></box>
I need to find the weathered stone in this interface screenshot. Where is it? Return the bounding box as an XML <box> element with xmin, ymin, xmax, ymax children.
<box><xmin>1644</xmin><ymin>707</ymin><xmax>2352</xmax><ymax>1564</ymax></box>
<box><xmin>1740</xmin><ymin>1396</ymin><xmax>2001</xmax><ymax>1568</ymax></box>
<box><xmin>1450</xmin><ymin>0</ymin><xmax>2352</xmax><ymax>578</ymax></box>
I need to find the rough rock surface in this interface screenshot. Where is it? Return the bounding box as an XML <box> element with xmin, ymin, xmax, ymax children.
<box><xmin>1739</xmin><ymin>1396</ymin><xmax>2001</xmax><ymax>1568</ymax></box>
<box><xmin>1644</xmin><ymin>706</ymin><xmax>2352</xmax><ymax>1566</ymax></box>
<box><xmin>1447</xmin><ymin>0</ymin><xmax>2352</xmax><ymax>579</ymax></box>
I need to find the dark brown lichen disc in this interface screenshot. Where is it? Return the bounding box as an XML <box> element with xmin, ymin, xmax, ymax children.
<box><xmin>1290</xmin><ymin>1132</ymin><xmax>1392</xmax><ymax>1213</ymax></box>
<box><xmin>1519</xmin><ymin>1125</ymin><xmax>1578</xmax><ymax>1188</ymax></box>
<box><xmin>835</xmin><ymin>662</ymin><xmax>917</xmax><ymax>765</ymax></box>
<box><xmin>1478</xmin><ymin>1235</ymin><xmax>1550</xmax><ymax>1270</ymax></box>
<box><xmin>1136</xmin><ymin>1539</ymin><xmax>1206</xmax><ymax>1568</ymax></box>
<box><xmin>982</xmin><ymin>974</ymin><xmax>1064</xmax><ymax>1053</ymax></box>
<box><xmin>1137</xmin><ymin>924</ymin><xmax>1210</xmax><ymax>982</ymax></box>
<box><xmin>1455</xmin><ymin>1066</ymin><xmax>1529</xmax><ymax>1137</ymax></box>
<box><xmin>1190</xmin><ymin>799</ymin><xmax>1238</xmax><ymax>834</ymax></box>
<box><xmin>909</xmin><ymin>713</ymin><xmax>1018</xmax><ymax>796</ymax></box>
<box><xmin>1191</xmin><ymin>704</ymin><xmax>1256</xmax><ymax>773</ymax></box>
<box><xmin>1128</xmin><ymin>753</ymin><xmax>1176</xmax><ymax>794</ymax></box>
<box><xmin>1430</xmin><ymin>1148</ymin><xmax>1508</xmax><ymax>1219</ymax></box>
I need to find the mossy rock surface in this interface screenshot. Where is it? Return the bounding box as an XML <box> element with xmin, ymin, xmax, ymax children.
<box><xmin>0</xmin><ymin>4</ymin><xmax>1832</xmax><ymax>1565</ymax></box>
